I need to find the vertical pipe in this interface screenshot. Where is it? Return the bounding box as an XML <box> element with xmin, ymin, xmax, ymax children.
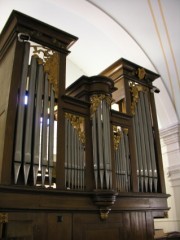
<box><xmin>71</xmin><ymin>126</ymin><xmax>75</xmax><ymax>189</ymax></box>
<box><xmin>80</xmin><ymin>143</ymin><xmax>83</xmax><ymax>189</ymax></box>
<box><xmin>77</xmin><ymin>130</ymin><xmax>80</xmax><ymax>189</ymax></box>
<box><xmin>144</xmin><ymin>91</ymin><xmax>158</xmax><ymax>192</ymax></box>
<box><xmin>65</xmin><ymin>117</ymin><xmax>68</xmax><ymax>188</ymax></box>
<box><xmin>121</xmin><ymin>132</ymin><xmax>127</xmax><ymax>191</ymax></box>
<box><xmin>117</xmin><ymin>136</ymin><xmax>121</xmax><ymax>191</ymax></box>
<box><xmin>74</xmin><ymin>128</ymin><xmax>78</xmax><ymax>189</ymax></box>
<box><xmin>41</xmin><ymin>74</ymin><xmax>49</xmax><ymax>186</ymax></box>
<box><xmin>124</xmin><ymin>130</ymin><xmax>131</xmax><ymax>191</ymax></box>
<box><xmin>82</xmin><ymin>144</ymin><xmax>85</xmax><ymax>189</ymax></box>
<box><xmin>102</xmin><ymin>100</ymin><xmax>109</xmax><ymax>189</ymax></box>
<box><xmin>115</xmin><ymin>145</ymin><xmax>118</xmax><ymax>191</ymax></box>
<box><xmin>104</xmin><ymin>100</ymin><xmax>112</xmax><ymax>189</ymax></box>
<box><xmin>76</xmin><ymin>130</ymin><xmax>80</xmax><ymax>189</ymax></box>
<box><xmin>24</xmin><ymin>56</ymin><xmax>37</xmax><ymax>185</ymax></box>
<box><xmin>67</xmin><ymin>118</ymin><xmax>71</xmax><ymax>188</ymax></box>
<box><xmin>97</xmin><ymin>103</ymin><xmax>104</xmax><ymax>189</ymax></box>
<box><xmin>132</xmin><ymin>118</ymin><xmax>140</xmax><ymax>191</ymax></box>
<box><xmin>134</xmin><ymin>107</ymin><xmax>144</xmax><ymax>192</ymax></box>
<box><xmin>140</xmin><ymin>92</ymin><xmax>153</xmax><ymax>192</ymax></box>
<box><xmin>33</xmin><ymin>64</ymin><xmax>44</xmax><ymax>186</ymax></box>
<box><xmin>92</xmin><ymin>114</ymin><xmax>98</xmax><ymax>189</ymax></box>
<box><xmin>117</xmin><ymin>144</ymin><xmax>121</xmax><ymax>191</ymax></box>
<box><xmin>119</xmin><ymin>134</ymin><xmax>123</xmax><ymax>191</ymax></box>
<box><xmin>137</xmin><ymin>97</ymin><xmax>149</xmax><ymax>191</ymax></box>
<box><xmin>48</xmin><ymin>84</ymin><xmax>55</xmax><ymax>187</ymax></box>
<box><xmin>14</xmin><ymin>42</ymin><xmax>30</xmax><ymax>184</ymax></box>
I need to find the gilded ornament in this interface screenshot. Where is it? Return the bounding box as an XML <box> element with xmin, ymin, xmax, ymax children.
<box><xmin>90</xmin><ymin>94</ymin><xmax>113</xmax><ymax>117</ymax></box>
<box><xmin>65</xmin><ymin>113</ymin><xmax>85</xmax><ymax>144</ymax></box>
<box><xmin>113</xmin><ymin>126</ymin><xmax>121</xmax><ymax>150</ymax></box>
<box><xmin>0</xmin><ymin>213</ymin><xmax>8</xmax><ymax>223</ymax></box>
<box><xmin>137</xmin><ymin>67</ymin><xmax>146</xmax><ymax>80</ymax></box>
<box><xmin>130</xmin><ymin>83</ymin><xmax>139</xmax><ymax>115</ymax></box>
<box><xmin>123</xmin><ymin>128</ymin><xmax>128</xmax><ymax>135</ymax></box>
<box><xmin>32</xmin><ymin>45</ymin><xmax>59</xmax><ymax>97</ymax></box>
<box><xmin>129</xmin><ymin>82</ymin><xmax>148</xmax><ymax>115</ymax></box>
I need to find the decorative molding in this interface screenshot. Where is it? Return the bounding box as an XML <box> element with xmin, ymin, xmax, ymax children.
<box><xmin>92</xmin><ymin>190</ymin><xmax>118</xmax><ymax>220</ymax></box>
<box><xmin>160</xmin><ymin>123</ymin><xmax>180</xmax><ymax>141</ymax></box>
<box><xmin>160</xmin><ymin>124</ymin><xmax>180</xmax><ymax>186</ymax></box>
<box><xmin>166</xmin><ymin>164</ymin><xmax>180</xmax><ymax>187</ymax></box>
<box><xmin>160</xmin><ymin>123</ymin><xmax>180</xmax><ymax>150</ymax></box>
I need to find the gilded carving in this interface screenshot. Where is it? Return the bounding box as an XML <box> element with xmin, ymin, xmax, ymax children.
<box><xmin>123</xmin><ymin>128</ymin><xmax>128</xmax><ymax>135</ymax></box>
<box><xmin>130</xmin><ymin>82</ymin><xmax>148</xmax><ymax>115</ymax></box>
<box><xmin>0</xmin><ymin>213</ymin><xmax>8</xmax><ymax>223</ymax></box>
<box><xmin>113</xmin><ymin>126</ymin><xmax>121</xmax><ymax>150</ymax></box>
<box><xmin>32</xmin><ymin>45</ymin><xmax>59</xmax><ymax>97</ymax></box>
<box><xmin>113</xmin><ymin>126</ymin><xmax>129</xmax><ymax>150</ymax></box>
<box><xmin>137</xmin><ymin>67</ymin><xmax>146</xmax><ymax>80</ymax></box>
<box><xmin>100</xmin><ymin>208</ymin><xmax>110</xmax><ymax>220</ymax></box>
<box><xmin>90</xmin><ymin>94</ymin><xmax>112</xmax><ymax>117</ymax></box>
<box><xmin>130</xmin><ymin>83</ymin><xmax>139</xmax><ymax>115</ymax></box>
<box><xmin>65</xmin><ymin>113</ymin><xmax>85</xmax><ymax>144</ymax></box>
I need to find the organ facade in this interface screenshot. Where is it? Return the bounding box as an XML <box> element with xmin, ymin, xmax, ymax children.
<box><xmin>0</xmin><ymin>11</ymin><xmax>169</xmax><ymax>240</ymax></box>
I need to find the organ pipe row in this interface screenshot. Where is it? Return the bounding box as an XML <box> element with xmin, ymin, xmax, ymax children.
<box><xmin>65</xmin><ymin>113</ymin><xmax>86</xmax><ymax>190</ymax></box>
<box><xmin>13</xmin><ymin>41</ymin><xmax>160</xmax><ymax>194</ymax></box>
<box><xmin>131</xmin><ymin>83</ymin><xmax>158</xmax><ymax>192</ymax></box>
<box><xmin>91</xmin><ymin>95</ymin><xmax>112</xmax><ymax>190</ymax></box>
<box><xmin>113</xmin><ymin>126</ymin><xmax>131</xmax><ymax>192</ymax></box>
<box><xmin>14</xmin><ymin>42</ymin><xmax>55</xmax><ymax>187</ymax></box>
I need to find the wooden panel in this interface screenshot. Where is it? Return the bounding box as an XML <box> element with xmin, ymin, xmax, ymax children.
<box><xmin>6</xmin><ymin>212</ymin><xmax>72</xmax><ymax>240</ymax></box>
<box><xmin>7</xmin><ymin>220</ymin><xmax>33</xmax><ymax>239</ymax></box>
<box><xmin>85</xmin><ymin>228</ymin><xmax>119</xmax><ymax>240</ymax></box>
<box><xmin>47</xmin><ymin>213</ymin><xmax>72</xmax><ymax>240</ymax></box>
<box><xmin>73</xmin><ymin>211</ymin><xmax>154</xmax><ymax>240</ymax></box>
<box><xmin>73</xmin><ymin>213</ymin><xmax>122</xmax><ymax>240</ymax></box>
<box><xmin>0</xmin><ymin>40</ymin><xmax>16</xmax><ymax>181</ymax></box>
<box><xmin>8</xmin><ymin>212</ymin><xmax>48</xmax><ymax>240</ymax></box>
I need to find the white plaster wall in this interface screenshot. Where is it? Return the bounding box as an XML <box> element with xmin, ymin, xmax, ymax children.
<box><xmin>154</xmin><ymin>124</ymin><xmax>180</xmax><ymax>233</ymax></box>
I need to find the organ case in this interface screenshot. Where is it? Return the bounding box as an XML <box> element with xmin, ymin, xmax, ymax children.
<box><xmin>0</xmin><ymin>10</ymin><xmax>169</xmax><ymax>240</ymax></box>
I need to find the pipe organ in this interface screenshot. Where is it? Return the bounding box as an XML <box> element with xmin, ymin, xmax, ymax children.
<box><xmin>0</xmin><ymin>11</ymin><xmax>169</xmax><ymax>240</ymax></box>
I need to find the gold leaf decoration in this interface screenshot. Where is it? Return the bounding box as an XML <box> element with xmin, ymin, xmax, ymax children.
<box><xmin>137</xmin><ymin>67</ymin><xmax>146</xmax><ymax>80</ymax></box>
<box><xmin>32</xmin><ymin>45</ymin><xmax>59</xmax><ymax>97</ymax></box>
<box><xmin>90</xmin><ymin>94</ymin><xmax>113</xmax><ymax>117</ymax></box>
<box><xmin>65</xmin><ymin>113</ymin><xmax>85</xmax><ymax>144</ymax></box>
<box><xmin>123</xmin><ymin>128</ymin><xmax>128</xmax><ymax>135</ymax></box>
<box><xmin>129</xmin><ymin>82</ymin><xmax>148</xmax><ymax>115</ymax></box>
<box><xmin>130</xmin><ymin>83</ymin><xmax>139</xmax><ymax>115</ymax></box>
<box><xmin>113</xmin><ymin>126</ymin><xmax>121</xmax><ymax>150</ymax></box>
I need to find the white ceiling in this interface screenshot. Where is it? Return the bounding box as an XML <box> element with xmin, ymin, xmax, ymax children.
<box><xmin>0</xmin><ymin>0</ymin><xmax>179</xmax><ymax>130</ymax></box>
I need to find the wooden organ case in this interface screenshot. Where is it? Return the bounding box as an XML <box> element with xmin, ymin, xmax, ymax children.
<box><xmin>0</xmin><ymin>11</ymin><xmax>169</xmax><ymax>240</ymax></box>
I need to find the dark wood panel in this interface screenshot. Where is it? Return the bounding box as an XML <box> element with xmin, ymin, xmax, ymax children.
<box><xmin>73</xmin><ymin>211</ymin><xmax>154</xmax><ymax>240</ymax></box>
<box><xmin>47</xmin><ymin>213</ymin><xmax>72</xmax><ymax>240</ymax></box>
<box><xmin>4</xmin><ymin>212</ymin><xmax>72</xmax><ymax>240</ymax></box>
<box><xmin>73</xmin><ymin>213</ymin><xmax>122</xmax><ymax>240</ymax></box>
<box><xmin>0</xmin><ymin>39</ymin><xmax>16</xmax><ymax>183</ymax></box>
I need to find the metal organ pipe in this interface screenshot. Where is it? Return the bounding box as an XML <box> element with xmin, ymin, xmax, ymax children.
<box><xmin>24</xmin><ymin>56</ymin><xmax>37</xmax><ymax>185</ymax></box>
<box><xmin>131</xmin><ymin>86</ymin><xmax>158</xmax><ymax>193</ymax></box>
<box><xmin>48</xmin><ymin>84</ymin><xmax>55</xmax><ymax>187</ymax></box>
<box><xmin>91</xmin><ymin>95</ymin><xmax>112</xmax><ymax>190</ymax></box>
<box><xmin>14</xmin><ymin>42</ymin><xmax>30</xmax><ymax>184</ymax></box>
<box><xmin>41</xmin><ymin>74</ymin><xmax>49</xmax><ymax>186</ymax></box>
<box><xmin>64</xmin><ymin>113</ymin><xmax>86</xmax><ymax>190</ymax></box>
